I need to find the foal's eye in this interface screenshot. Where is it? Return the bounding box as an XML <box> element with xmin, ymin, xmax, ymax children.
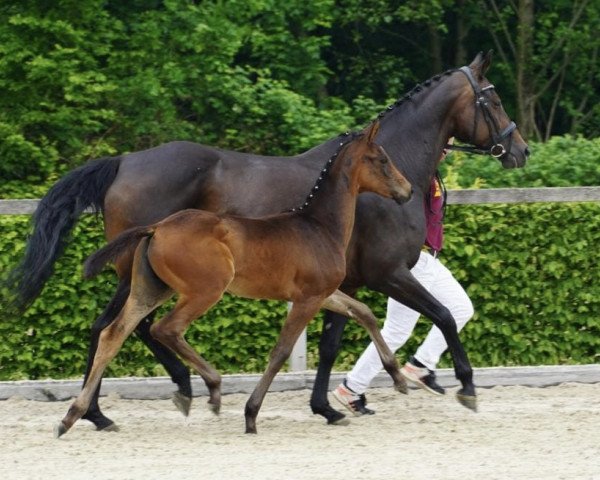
<box><xmin>379</xmin><ymin>157</ymin><xmax>388</xmax><ymax>164</ymax></box>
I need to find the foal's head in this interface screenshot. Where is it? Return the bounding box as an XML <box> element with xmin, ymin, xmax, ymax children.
<box><xmin>343</xmin><ymin>121</ymin><xmax>412</xmax><ymax>204</ymax></box>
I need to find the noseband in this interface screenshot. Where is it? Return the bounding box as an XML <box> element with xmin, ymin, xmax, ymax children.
<box><xmin>445</xmin><ymin>66</ymin><xmax>516</xmax><ymax>158</ymax></box>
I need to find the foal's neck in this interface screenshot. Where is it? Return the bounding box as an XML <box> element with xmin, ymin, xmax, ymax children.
<box><xmin>299</xmin><ymin>151</ymin><xmax>362</xmax><ymax>249</ymax></box>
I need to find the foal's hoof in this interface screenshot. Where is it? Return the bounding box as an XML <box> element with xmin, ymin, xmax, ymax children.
<box><xmin>53</xmin><ymin>421</ymin><xmax>68</xmax><ymax>439</ymax></box>
<box><xmin>395</xmin><ymin>377</ymin><xmax>409</xmax><ymax>395</ymax></box>
<box><xmin>456</xmin><ymin>390</ymin><xmax>478</xmax><ymax>412</ymax></box>
<box><xmin>172</xmin><ymin>392</ymin><xmax>192</xmax><ymax>417</ymax></box>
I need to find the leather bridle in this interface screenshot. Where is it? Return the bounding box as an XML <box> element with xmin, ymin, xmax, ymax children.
<box><xmin>445</xmin><ymin>66</ymin><xmax>517</xmax><ymax>158</ymax></box>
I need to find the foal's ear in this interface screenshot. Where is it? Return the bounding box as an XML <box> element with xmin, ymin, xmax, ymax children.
<box><xmin>469</xmin><ymin>50</ymin><xmax>493</xmax><ymax>80</ymax></box>
<box><xmin>364</xmin><ymin>120</ymin><xmax>380</xmax><ymax>144</ymax></box>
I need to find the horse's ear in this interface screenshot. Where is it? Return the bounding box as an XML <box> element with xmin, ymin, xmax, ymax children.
<box><xmin>469</xmin><ymin>50</ymin><xmax>493</xmax><ymax>79</ymax></box>
<box><xmin>364</xmin><ymin>120</ymin><xmax>380</xmax><ymax>143</ymax></box>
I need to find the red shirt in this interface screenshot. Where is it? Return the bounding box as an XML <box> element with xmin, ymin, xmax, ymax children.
<box><xmin>424</xmin><ymin>174</ymin><xmax>444</xmax><ymax>252</ymax></box>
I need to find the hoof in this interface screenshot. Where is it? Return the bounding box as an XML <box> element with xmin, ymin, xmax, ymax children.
<box><xmin>326</xmin><ymin>410</ymin><xmax>347</xmax><ymax>425</ymax></box>
<box><xmin>83</xmin><ymin>411</ymin><xmax>116</xmax><ymax>431</ymax></box>
<box><xmin>311</xmin><ymin>404</ymin><xmax>347</xmax><ymax>425</ymax></box>
<box><xmin>99</xmin><ymin>423</ymin><xmax>120</xmax><ymax>432</ymax></box>
<box><xmin>395</xmin><ymin>378</ymin><xmax>409</xmax><ymax>395</ymax></box>
<box><xmin>172</xmin><ymin>392</ymin><xmax>192</xmax><ymax>417</ymax></box>
<box><xmin>456</xmin><ymin>391</ymin><xmax>478</xmax><ymax>412</ymax></box>
<box><xmin>328</xmin><ymin>416</ymin><xmax>351</xmax><ymax>426</ymax></box>
<box><xmin>94</xmin><ymin>418</ymin><xmax>118</xmax><ymax>432</ymax></box>
<box><xmin>208</xmin><ymin>400</ymin><xmax>220</xmax><ymax>415</ymax></box>
<box><xmin>54</xmin><ymin>422</ymin><xmax>68</xmax><ymax>439</ymax></box>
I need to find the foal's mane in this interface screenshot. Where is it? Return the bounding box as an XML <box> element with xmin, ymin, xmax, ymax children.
<box><xmin>289</xmin><ymin>131</ymin><xmax>361</xmax><ymax>213</ymax></box>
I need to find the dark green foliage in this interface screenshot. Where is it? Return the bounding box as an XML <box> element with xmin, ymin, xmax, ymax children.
<box><xmin>443</xmin><ymin>136</ymin><xmax>600</xmax><ymax>188</ymax></box>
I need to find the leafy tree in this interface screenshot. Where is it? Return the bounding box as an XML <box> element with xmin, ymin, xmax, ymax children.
<box><xmin>480</xmin><ymin>0</ymin><xmax>600</xmax><ymax>140</ymax></box>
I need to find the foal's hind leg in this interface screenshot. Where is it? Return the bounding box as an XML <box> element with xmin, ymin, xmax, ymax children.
<box><xmin>150</xmin><ymin>292</ymin><xmax>224</xmax><ymax>415</ymax></box>
<box><xmin>56</xmin><ymin>290</ymin><xmax>170</xmax><ymax>437</ymax></box>
<box><xmin>81</xmin><ymin>278</ymin><xmax>130</xmax><ymax>431</ymax></box>
<box><xmin>56</xmin><ymin>238</ymin><xmax>173</xmax><ymax>437</ymax></box>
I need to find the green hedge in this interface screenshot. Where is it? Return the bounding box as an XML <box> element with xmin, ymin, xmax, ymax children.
<box><xmin>1</xmin><ymin>202</ymin><xmax>599</xmax><ymax>381</ymax></box>
<box><xmin>1</xmin><ymin>135</ymin><xmax>599</xmax><ymax>380</ymax></box>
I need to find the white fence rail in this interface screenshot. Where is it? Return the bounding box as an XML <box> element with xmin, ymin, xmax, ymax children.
<box><xmin>2</xmin><ymin>187</ymin><xmax>600</xmax><ymax>215</ymax></box>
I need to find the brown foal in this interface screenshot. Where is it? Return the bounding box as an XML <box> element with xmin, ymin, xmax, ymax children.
<box><xmin>55</xmin><ymin>120</ymin><xmax>412</xmax><ymax>436</ymax></box>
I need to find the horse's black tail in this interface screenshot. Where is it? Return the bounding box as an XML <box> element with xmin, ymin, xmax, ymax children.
<box><xmin>3</xmin><ymin>156</ymin><xmax>121</xmax><ymax>311</ymax></box>
<box><xmin>83</xmin><ymin>226</ymin><xmax>155</xmax><ymax>279</ymax></box>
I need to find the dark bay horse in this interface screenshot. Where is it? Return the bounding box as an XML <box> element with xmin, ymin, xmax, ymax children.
<box><xmin>54</xmin><ymin>123</ymin><xmax>413</xmax><ymax>436</ymax></box>
<box><xmin>7</xmin><ymin>51</ymin><xmax>528</xmax><ymax>428</ymax></box>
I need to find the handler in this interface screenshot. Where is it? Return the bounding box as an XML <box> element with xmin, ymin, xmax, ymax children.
<box><xmin>333</xmin><ymin>139</ymin><xmax>474</xmax><ymax>415</ymax></box>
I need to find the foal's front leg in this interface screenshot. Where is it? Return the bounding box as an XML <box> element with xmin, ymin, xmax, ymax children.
<box><xmin>245</xmin><ymin>297</ymin><xmax>324</xmax><ymax>434</ymax></box>
<box><xmin>149</xmin><ymin>293</ymin><xmax>223</xmax><ymax>415</ymax></box>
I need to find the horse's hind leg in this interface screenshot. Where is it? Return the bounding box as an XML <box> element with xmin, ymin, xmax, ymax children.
<box><xmin>56</xmin><ymin>238</ymin><xmax>173</xmax><ymax>437</ymax></box>
<box><xmin>150</xmin><ymin>290</ymin><xmax>224</xmax><ymax>415</ymax></box>
<box><xmin>309</xmin><ymin>310</ymin><xmax>349</xmax><ymax>425</ymax></box>
<box><xmin>245</xmin><ymin>297</ymin><xmax>323</xmax><ymax>434</ymax></box>
<box><xmin>323</xmin><ymin>290</ymin><xmax>407</xmax><ymax>393</ymax></box>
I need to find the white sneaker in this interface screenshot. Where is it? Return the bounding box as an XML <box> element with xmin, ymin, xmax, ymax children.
<box><xmin>332</xmin><ymin>382</ymin><xmax>375</xmax><ymax>416</ymax></box>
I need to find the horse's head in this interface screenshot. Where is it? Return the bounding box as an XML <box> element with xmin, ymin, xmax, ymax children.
<box><xmin>349</xmin><ymin>121</ymin><xmax>412</xmax><ymax>204</ymax></box>
<box><xmin>452</xmin><ymin>51</ymin><xmax>529</xmax><ymax>168</ymax></box>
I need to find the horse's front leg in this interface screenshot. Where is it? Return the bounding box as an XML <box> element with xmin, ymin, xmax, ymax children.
<box><xmin>309</xmin><ymin>310</ymin><xmax>349</xmax><ymax>425</ymax></box>
<box><xmin>376</xmin><ymin>274</ymin><xmax>477</xmax><ymax>411</ymax></box>
<box><xmin>245</xmin><ymin>298</ymin><xmax>323</xmax><ymax>434</ymax></box>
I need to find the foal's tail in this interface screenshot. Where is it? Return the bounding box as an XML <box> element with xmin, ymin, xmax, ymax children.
<box><xmin>84</xmin><ymin>226</ymin><xmax>155</xmax><ymax>279</ymax></box>
<box><xmin>3</xmin><ymin>156</ymin><xmax>121</xmax><ymax>312</ymax></box>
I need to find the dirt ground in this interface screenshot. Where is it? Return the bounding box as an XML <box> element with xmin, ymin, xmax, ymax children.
<box><xmin>1</xmin><ymin>382</ymin><xmax>599</xmax><ymax>480</ymax></box>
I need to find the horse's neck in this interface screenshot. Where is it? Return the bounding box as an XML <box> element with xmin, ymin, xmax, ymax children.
<box><xmin>301</xmin><ymin>156</ymin><xmax>360</xmax><ymax>249</ymax></box>
<box><xmin>375</xmin><ymin>78</ymin><xmax>461</xmax><ymax>192</ymax></box>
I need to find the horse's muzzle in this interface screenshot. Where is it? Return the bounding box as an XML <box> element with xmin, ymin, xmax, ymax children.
<box><xmin>501</xmin><ymin>144</ymin><xmax>529</xmax><ymax>169</ymax></box>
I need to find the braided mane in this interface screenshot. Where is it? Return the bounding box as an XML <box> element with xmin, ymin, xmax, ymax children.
<box><xmin>290</xmin><ymin>131</ymin><xmax>361</xmax><ymax>212</ymax></box>
<box><xmin>375</xmin><ymin>69</ymin><xmax>456</xmax><ymax>120</ymax></box>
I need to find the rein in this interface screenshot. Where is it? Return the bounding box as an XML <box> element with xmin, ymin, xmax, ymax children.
<box><xmin>444</xmin><ymin>66</ymin><xmax>516</xmax><ymax>158</ymax></box>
